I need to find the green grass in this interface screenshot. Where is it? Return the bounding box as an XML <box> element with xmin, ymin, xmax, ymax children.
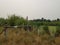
<box><xmin>48</xmin><ymin>26</ymin><xmax>57</xmax><ymax>35</ymax></box>
<box><xmin>38</xmin><ymin>26</ymin><xmax>58</xmax><ymax>36</ymax></box>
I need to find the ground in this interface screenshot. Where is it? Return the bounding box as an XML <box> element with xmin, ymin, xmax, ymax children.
<box><xmin>0</xmin><ymin>28</ymin><xmax>60</xmax><ymax>45</ymax></box>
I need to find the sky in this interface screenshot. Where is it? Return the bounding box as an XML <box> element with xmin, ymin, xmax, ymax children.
<box><xmin>0</xmin><ymin>0</ymin><xmax>60</xmax><ymax>20</ymax></box>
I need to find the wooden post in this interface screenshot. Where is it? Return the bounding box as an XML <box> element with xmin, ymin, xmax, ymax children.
<box><xmin>26</xmin><ymin>16</ymin><xmax>29</xmax><ymax>31</ymax></box>
<box><xmin>4</xmin><ymin>27</ymin><xmax>7</xmax><ymax>39</ymax></box>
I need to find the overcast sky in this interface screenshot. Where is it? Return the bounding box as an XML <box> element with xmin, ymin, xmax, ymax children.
<box><xmin>0</xmin><ymin>0</ymin><xmax>60</xmax><ymax>20</ymax></box>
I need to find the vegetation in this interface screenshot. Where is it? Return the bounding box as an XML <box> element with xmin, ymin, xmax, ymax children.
<box><xmin>0</xmin><ymin>14</ymin><xmax>60</xmax><ymax>36</ymax></box>
<box><xmin>0</xmin><ymin>14</ymin><xmax>60</xmax><ymax>45</ymax></box>
<box><xmin>0</xmin><ymin>14</ymin><xmax>60</xmax><ymax>26</ymax></box>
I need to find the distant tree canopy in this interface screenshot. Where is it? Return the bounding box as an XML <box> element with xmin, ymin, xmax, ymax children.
<box><xmin>0</xmin><ymin>14</ymin><xmax>60</xmax><ymax>26</ymax></box>
<box><xmin>29</xmin><ymin>18</ymin><xmax>60</xmax><ymax>26</ymax></box>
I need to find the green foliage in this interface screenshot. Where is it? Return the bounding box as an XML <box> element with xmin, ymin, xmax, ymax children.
<box><xmin>55</xmin><ymin>26</ymin><xmax>60</xmax><ymax>36</ymax></box>
<box><xmin>0</xmin><ymin>18</ymin><xmax>6</xmax><ymax>26</ymax></box>
<box><xmin>6</xmin><ymin>14</ymin><xmax>27</xmax><ymax>26</ymax></box>
<box><xmin>0</xmin><ymin>14</ymin><xmax>60</xmax><ymax>26</ymax></box>
<box><xmin>43</xmin><ymin>26</ymin><xmax>49</xmax><ymax>34</ymax></box>
<box><xmin>43</xmin><ymin>26</ymin><xmax>48</xmax><ymax>30</ymax></box>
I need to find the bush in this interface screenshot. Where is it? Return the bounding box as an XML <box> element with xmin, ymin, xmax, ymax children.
<box><xmin>43</xmin><ymin>26</ymin><xmax>50</xmax><ymax>34</ymax></box>
<box><xmin>55</xmin><ymin>26</ymin><xmax>60</xmax><ymax>37</ymax></box>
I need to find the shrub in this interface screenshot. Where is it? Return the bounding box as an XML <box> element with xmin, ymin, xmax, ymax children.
<box><xmin>43</xmin><ymin>26</ymin><xmax>50</xmax><ymax>34</ymax></box>
<box><xmin>55</xmin><ymin>26</ymin><xmax>60</xmax><ymax>37</ymax></box>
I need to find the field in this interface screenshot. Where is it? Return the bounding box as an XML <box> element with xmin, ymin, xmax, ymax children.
<box><xmin>0</xmin><ymin>26</ymin><xmax>60</xmax><ymax>45</ymax></box>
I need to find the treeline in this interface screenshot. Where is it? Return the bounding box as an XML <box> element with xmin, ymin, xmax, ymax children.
<box><xmin>0</xmin><ymin>14</ymin><xmax>27</xmax><ymax>26</ymax></box>
<box><xmin>0</xmin><ymin>14</ymin><xmax>60</xmax><ymax>26</ymax></box>
<box><xmin>30</xmin><ymin>18</ymin><xmax>60</xmax><ymax>26</ymax></box>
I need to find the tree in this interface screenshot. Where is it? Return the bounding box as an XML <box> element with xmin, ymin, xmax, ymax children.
<box><xmin>57</xmin><ymin>18</ymin><xmax>60</xmax><ymax>21</ymax></box>
<box><xmin>7</xmin><ymin>14</ymin><xmax>27</xmax><ymax>26</ymax></box>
